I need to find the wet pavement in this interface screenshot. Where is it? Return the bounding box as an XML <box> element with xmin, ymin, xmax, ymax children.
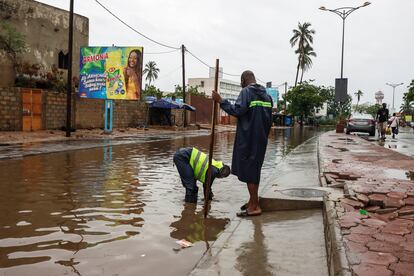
<box><xmin>0</xmin><ymin>126</ymin><xmax>326</xmax><ymax>275</ymax></box>
<box><xmin>353</xmin><ymin>127</ymin><xmax>414</xmax><ymax>158</ymax></box>
<box><xmin>192</xmin><ymin>137</ymin><xmax>329</xmax><ymax>276</ymax></box>
<box><xmin>320</xmin><ymin>132</ymin><xmax>414</xmax><ymax>276</ymax></box>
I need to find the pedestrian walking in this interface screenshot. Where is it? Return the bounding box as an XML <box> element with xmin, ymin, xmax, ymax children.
<box><xmin>212</xmin><ymin>70</ymin><xmax>273</xmax><ymax>217</ymax></box>
<box><xmin>388</xmin><ymin>113</ymin><xmax>399</xmax><ymax>139</ymax></box>
<box><xmin>376</xmin><ymin>103</ymin><xmax>389</xmax><ymax>140</ymax></box>
<box><xmin>173</xmin><ymin>147</ymin><xmax>230</xmax><ymax>203</ymax></box>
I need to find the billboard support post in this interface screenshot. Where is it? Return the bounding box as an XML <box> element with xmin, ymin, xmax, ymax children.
<box><xmin>104</xmin><ymin>100</ymin><xmax>113</xmax><ymax>134</ymax></box>
<box><xmin>181</xmin><ymin>45</ymin><xmax>187</xmax><ymax>127</ymax></box>
<box><xmin>66</xmin><ymin>0</ymin><xmax>74</xmax><ymax>137</ymax></box>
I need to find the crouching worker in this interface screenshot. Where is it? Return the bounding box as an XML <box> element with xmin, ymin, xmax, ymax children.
<box><xmin>173</xmin><ymin>147</ymin><xmax>230</xmax><ymax>203</ymax></box>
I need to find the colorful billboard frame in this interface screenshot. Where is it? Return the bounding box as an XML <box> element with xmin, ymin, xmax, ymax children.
<box><xmin>79</xmin><ymin>46</ymin><xmax>143</xmax><ymax>100</ymax></box>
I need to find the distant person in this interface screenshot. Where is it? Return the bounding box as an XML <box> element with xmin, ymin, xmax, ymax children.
<box><xmin>124</xmin><ymin>49</ymin><xmax>142</xmax><ymax>100</ymax></box>
<box><xmin>212</xmin><ymin>70</ymin><xmax>273</xmax><ymax>217</ymax></box>
<box><xmin>173</xmin><ymin>147</ymin><xmax>230</xmax><ymax>203</ymax></box>
<box><xmin>376</xmin><ymin>103</ymin><xmax>389</xmax><ymax>140</ymax></box>
<box><xmin>388</xmin><ymin>113</ymin><xmax>399</xmax><ymax>139</ymax></box>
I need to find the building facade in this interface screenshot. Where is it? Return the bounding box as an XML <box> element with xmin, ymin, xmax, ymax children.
<box><xmin>0</xmin><ymin>0</ymin><xmax>89</xmax><ymax>86</ymax></box>
<box><xmin>188</xmin><ymin>77</ymin><xmax>241</xmax><ymax>104</ymax></box>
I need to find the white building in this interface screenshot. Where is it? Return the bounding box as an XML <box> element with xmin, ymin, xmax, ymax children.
<box><xmin>188</xmin><ymin>68</ymin><xmax>241</xmax><ymax>104</ymax></box>
<box><xmin>314</xmin><ymin>102</ymin><xmax>328</xmax><ymax>118</ymax></box>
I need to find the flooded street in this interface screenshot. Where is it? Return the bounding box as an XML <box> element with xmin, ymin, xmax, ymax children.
<box><xmin>0</xmin><ymin>127</ymin><xmax>325</xmax><ymax>276</ymax></box>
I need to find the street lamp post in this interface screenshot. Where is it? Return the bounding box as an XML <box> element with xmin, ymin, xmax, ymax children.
<box><xmin>386</xmin><ymin>82</ymin><xmax>404</xmax><ymax>112</ymax></box>
<box><xmin>319</xmin><ymin>2</ymin><xmax>371</xmax><ymax>78</ymax></box>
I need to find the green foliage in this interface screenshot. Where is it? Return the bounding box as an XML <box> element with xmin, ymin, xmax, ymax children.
<box><xmin>14</xmin><ymin>63</ymin><xmax>66</xmax><ymax>92</ymax></box>
<box><xmin>353</xmin><ymin>103</ymin><xmax>381</xmax><ymax>118</ymax></box>
<box><xmin>354</xmin><ymin>90</ymin><xmax>364</xmax><ymax>105</ymax></box>
<box><xmin>318</xmin><ymin>85</ymin><xmax>352</xmax><ymax>118</ymax></box>
<box><xmin>142</xmin><ymin>85</ymin><xmax>163</xmax><ymax>99</ymax></box>
<box><xmin>143</xmin><ymin>61</ymin><xmax>160</xmax><ymax>86</ymax></box>
<box><xmin>318</xmin><ymin>117</ymin><xmax>337</xmax><ymax>126</ymax></box>
<box><xmin>165</xmin><ymin>85</ymin><xmax>205</xmax><ymax>98</ymax></box>
<box><xmin>400</xmin><ymin>80</ymin><xmax>414</xmax><ymax>115</ymax></box>
<box><xmin>285</xmin><ymin>82</ymin><xmax>323</xmax><ymax>117</ymax></box>
<box><xmin>0</xmin><ymin>23</ymin><xmax>26</xmax><ymax>71</ymax></box>
<box><xmin>290</xmin><ymin>22</ymin><xmax>316</xmax><ymax>86</ymax></box>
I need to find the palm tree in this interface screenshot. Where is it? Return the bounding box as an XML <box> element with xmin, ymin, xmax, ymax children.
<box><xmin>290</xmin><ymin>22</ymin><xmax>315</xmax><ymax>86</ymax></box>
<box><xmin>354</xmin><ymin>90</ymin><xmax>363</xmax><ymax>107</ymax></box>
<box><xmin>143</xmin><ymin>61</ymin><xmax>160</xmax><ymax>86</ymax></box>
<box><xmin>298</xmin><ymin>44</ymin><xmax>316</xmax><ymax>84</ymax></box>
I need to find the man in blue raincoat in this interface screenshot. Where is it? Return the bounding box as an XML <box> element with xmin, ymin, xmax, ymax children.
<box><xmin>212</xmin><ymin>70</ymin><xmax>273</xmax><ymax>217</ymax></box>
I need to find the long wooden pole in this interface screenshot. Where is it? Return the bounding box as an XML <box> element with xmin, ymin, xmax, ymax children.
<box><xmin>204</xmin><ymin>59</ymin><xmax>219</xmax><ymax>218</ymax></box>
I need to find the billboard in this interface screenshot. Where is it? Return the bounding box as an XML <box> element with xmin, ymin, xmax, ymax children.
<box><xmin>266</xmin><ymin>87</ymin><xmax>279</xmax><ymax>105</ymax></box>
<box><xmin>79</xmin><ymin>47</ymin><xmax>143</xmax><ymax>100</ymax></box>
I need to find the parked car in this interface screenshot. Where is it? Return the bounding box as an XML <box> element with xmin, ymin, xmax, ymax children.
<box><xmin>346</xmin><ymin>113</ymin><xmax>376</xmax><ymax>136</ymax></box>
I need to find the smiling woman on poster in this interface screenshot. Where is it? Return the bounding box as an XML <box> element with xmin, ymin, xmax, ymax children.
<box><xmin>123</xmin><ymin>49</ymin><xmax>142</xmax><ymax>100</ymax></box>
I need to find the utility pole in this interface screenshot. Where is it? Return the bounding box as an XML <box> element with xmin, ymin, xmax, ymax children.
<box><xmin>66</xmin><ymin>0</ymin><xmax>74</xmax><ymax>137</ymax></box>
<box><xmin>181</xmin><ymin>45</ymin><xmax>187</xmax><ymax>127</ymax></box>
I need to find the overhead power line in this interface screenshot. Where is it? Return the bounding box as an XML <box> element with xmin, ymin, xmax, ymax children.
<box><xmin>145</xmin><ymin>49</ymin><xmax>180</xmax><ymax>55</ymax></box>
<box><xmin>94</xmin><ymin>0</ymin><xmax>180</xmax><ymax>50</ymax></box>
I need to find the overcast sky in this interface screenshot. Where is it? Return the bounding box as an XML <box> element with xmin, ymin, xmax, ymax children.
<box><xmin>38</xmin><ymin>0</ymin><xmax>413</xmax><ymax>108</ymax></box>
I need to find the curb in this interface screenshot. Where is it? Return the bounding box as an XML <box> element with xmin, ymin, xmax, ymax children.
<box><xmin>318</xmin><ymin>134</ymin><xmax>352</xmax><ymax>276</ymax></box>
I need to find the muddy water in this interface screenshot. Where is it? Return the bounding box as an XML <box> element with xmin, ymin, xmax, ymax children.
<box><xmin>0</xmin><ymin>127</ymin><xmax>323</xmax><ymax>275</ymax></box>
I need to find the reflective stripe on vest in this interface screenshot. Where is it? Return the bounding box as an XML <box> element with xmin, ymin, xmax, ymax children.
<box><xmin>249</xmin><ymin>100</ymin><xmax>272</xmax><ymax>108</ymax></box>
<box><xmin>189</xmin><ymin>148</ymin><xmax>224</xmax><ymax>183</ymax></box>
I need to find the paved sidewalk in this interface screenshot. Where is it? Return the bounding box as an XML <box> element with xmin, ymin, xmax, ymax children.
<box><xmin>191</xmin><ymin>137</ymin><xmax>329</xmax><ymax>275</ymax></box>
<box><xmin>320</xmin><ymin>131</ymin><xmax>414</xmax><ymax>276</ymax></box>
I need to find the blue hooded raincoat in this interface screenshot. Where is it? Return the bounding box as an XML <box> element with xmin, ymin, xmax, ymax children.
<box><xmin>220</xmin><ymin>84</ymin><xmax>273</xmax><ymax>184</ymax></box>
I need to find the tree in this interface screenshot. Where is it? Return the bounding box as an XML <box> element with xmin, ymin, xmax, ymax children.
<box><xmin>0</xmin><ymin>23</ymin><xmax>26</xmax><ymax>73</ymax></box>
<box><xmin>400</xmin><ymin>80</ymin><xmax>414</xmax><ymax>115</ymax></box>
<box><xmin>298</xmin><ymin>44</ymin><xmax>317</xmax><ymax>84</ymax></box>
<box><xmin>143</xmin><ymin>61</ymin><xmax>160</xmax><ymax>86</ymax></box>
<box><xmin>354</xmin><ymin>103</ymin><xmax>381</xmax><ymax>118</ymax></box>
<box><xmin>142</xmin><ymin>85</ymin><xmax>163</xmax><ymax>99</ymax></box>
<box><xmin>285</xmin><ymin>82</ymin><xmax>323</xmax><ymax>124</ymax></box>
<box><xmin>354</xmin><ymin>90</ymin><xmax>363</xmax><ymax>107</ymax></box>
<box><xmin>318</xmin><ymin>85</ymin><xmax>352</xmax><ymax>118</ymax></box>
<box><xmin>290</xmin><ymin>22</ymin><xmax>315</xmax><ymax>86</ymax></box>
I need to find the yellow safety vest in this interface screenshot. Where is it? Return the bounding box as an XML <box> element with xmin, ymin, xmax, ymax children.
<box><xmin>189</xmin><ymin>148</ymin><xmax>223</xmax><ymax>184</ymax></box>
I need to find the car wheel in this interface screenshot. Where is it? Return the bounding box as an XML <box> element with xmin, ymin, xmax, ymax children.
<box><xmin>369</xmin><ymin>131</ymin><xmax>375</xmax><ymax>136</ymax></box>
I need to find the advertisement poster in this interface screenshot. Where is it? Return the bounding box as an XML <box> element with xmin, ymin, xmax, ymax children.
<box><xmin>266</xmin><ymin>87</ymin><xmax>279</xmax><ymax>106</ymax></box>
<box><xmin>79</xmin><ymin>47</ymin><xmax>143</xmax><ymax>100</ymax></box>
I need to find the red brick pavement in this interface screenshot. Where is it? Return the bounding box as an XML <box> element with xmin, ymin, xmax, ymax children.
<box><xmin>320</xmin><ymin>132</ymin><xmax>414</xmax><ymax>276</ymax></box>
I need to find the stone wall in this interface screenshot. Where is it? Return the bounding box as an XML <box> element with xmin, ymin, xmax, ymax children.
<box><xmin>112</xmin><ymin>100</ymin><xmax>148</xmax><ymax>128</ymax></box>
<box><xmin>75</xmin><ymin>98</ymin><xmax>105</xmax><ymax>129</ymax></box>
<box><xmin>0</xmin><ymin>87</ymin><xmax>22</xmax><ymax>130</ymax></box>
<box><xmin>44</xmin><ymin>91</ymin><xmax>68</xmax><ymax>130</ymax></box>
<box><xmin>0</xmin><ymin>87</ymin><xmax>149</xmax><ymax>131</ymax></box>
<box><xmin>0</xmin><ymin>0</ymin><xmax>89</xmax><ymax>86</ymax></box>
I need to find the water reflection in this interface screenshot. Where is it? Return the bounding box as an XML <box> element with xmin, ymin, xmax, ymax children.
<box><xmin>170</xmin><ymin>203</ymin><xmax>229</xmax><ymax>248</ymax></box>
<box><xmin>0</xmin><ymin>127</ymin><xmax>325</xmax><ymax>274</ymax></box>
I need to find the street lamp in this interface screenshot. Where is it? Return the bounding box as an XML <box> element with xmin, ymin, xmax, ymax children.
<box><xmin>319</xmin><ymin>2</ymin><xmax>371</xmax><ymax>78</ymax></box>
<box><xmin>386</xmin><ymin>82</ymin><xmax>404</xmax><ymax>112</ymax></box>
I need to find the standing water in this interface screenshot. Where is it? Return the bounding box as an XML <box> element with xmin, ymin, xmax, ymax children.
<box><xmin>0</xmin><ymin>127</ymin><xmax>324</xmax><ymax>275</ymax></box>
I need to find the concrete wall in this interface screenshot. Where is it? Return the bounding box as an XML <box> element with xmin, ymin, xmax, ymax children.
<box><xmin>112</xmin><ymin>101</ymin><xmax>148</xmax><ymax>128</ymax></box>
<box><xmin>0</xmin><ymin>87</ymin><xmax>22</xmax><ymax>130</ymax></box>
<box><xmin>44</xmin><ymin>91</ymin><xmax>69</xmax><ymax>130</ymax></box>
<box><xmin>0</xmin><ymin>0</ymin><xmax>89</xmax><ymax>86</ymax></box>
<box><xmin>0</xmin><ymin>87</ymin><xmax>149</xmax><ymax>131</ymax></box>
<box><xmin>75</xmin><ymin>98</ymin><xmax>104</xmax><ymax>129</ymax></box>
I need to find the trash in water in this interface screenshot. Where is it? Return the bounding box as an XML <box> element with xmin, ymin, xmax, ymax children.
<box><xmin>176</xmin><ymin>239</ymin><xmax>193</xmax><ymax>248</ymax></box>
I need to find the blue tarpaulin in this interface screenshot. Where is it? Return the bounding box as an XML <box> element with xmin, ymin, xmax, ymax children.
<box><xmin>149</xmin><ymin>99</ymin><xmax>196</xmax><ymax>111</ymax></box>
